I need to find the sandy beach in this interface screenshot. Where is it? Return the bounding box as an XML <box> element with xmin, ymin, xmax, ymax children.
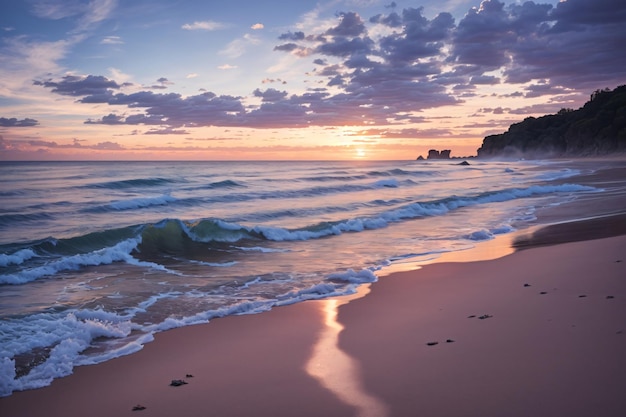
<box><xmin>2</xmin><ymin>162</ymin><xmax>626</xmax><ymax>417</ymax></box>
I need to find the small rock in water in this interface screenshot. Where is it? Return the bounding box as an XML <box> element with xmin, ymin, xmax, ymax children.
<box><xmin>446</xmin><ymin>339</ymin><xmax>455</xmax><ymax>343</ymax></box>
<box><xmin>578</xmin><ymin>295</ymin><xmax>587</xmax><ymax>298</ymax></box>
<box><xmin>132</xmin><ymin>405</ymin><xmax>146</xmax><ymax>411</ymax></box>
<box><xmin>467</xmin><ymin>315</ymin><xmax>476</xmax><ymax>318</ymax></box>
<box><xmin>426</xmin><ymin>341</ymin><xmax>439</xmax><ymax>346</ymax></box>
<box><xmin>186</xmin><ymin>374</ymin><xmax>194</xmax><ymax>378</ymax></box>
<box><xmin>478</xmin><ymin>314</ymin><xmax>492</xmax><ymax>320</ymax></box>
<box><xmin>540</xmin><ymin>291</ymin><xmax>548</xmax><ymax>295</ymax></box>
<box><xmin>524</xmin><ymin>283</ymin><xmax>531</xmax><ymax>287</ymax></box>
<box><xmin>170</xmin><ymin>379</ymin><xmax>188</xmax><ymax>387</ymax></box>
<box><xmin>607</xmin><ymin>295</ymin><xmax>615</xmax><ymax>299</ymax></box>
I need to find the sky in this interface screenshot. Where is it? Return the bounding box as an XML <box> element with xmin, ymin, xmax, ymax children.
<box><xmin>0</xmin><ymin>0</ymin><xmax>625</xmax><ymax>161</ymax></box>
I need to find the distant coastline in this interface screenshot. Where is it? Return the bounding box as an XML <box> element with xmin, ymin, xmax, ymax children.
<box><xmin>476</xmin><ymin>85</ymin><xmax>626</xmax><ymax>158</ymax></box>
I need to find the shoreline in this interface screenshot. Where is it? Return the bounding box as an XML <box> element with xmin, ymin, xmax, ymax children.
<box><xmin>1</xmin><ymin>161</ymin><xmax>626</xmax><ymax>416</ymax></box>
<box><xmin>338</xmin><ymin>234</ymin><xmax>626</xmax><ymax>417</ymax></box>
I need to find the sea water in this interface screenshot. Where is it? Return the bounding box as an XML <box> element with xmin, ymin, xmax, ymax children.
<box><xmin>0</xmin><ymin>159</ymin><xmax>598</xmax><ymax>395</ymax></box>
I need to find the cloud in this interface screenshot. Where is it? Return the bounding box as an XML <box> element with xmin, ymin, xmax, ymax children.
<box><xmin>218</xmin><ymin>64</ymin><xmax>238</xmax><ymax>70</ymax></box>
<box><xmin>33</xmin><ymin>74</ymin><xmax>127</xmax><ymax>101</ymax></box>
<box><xmin>31</xmin><ymin>0</ymin><xmax>89</xmax><ymax>20</ymax></box>
<box><xmin>316</xmin><ymin>36</ymin><xmax>374</xmax><ymax>58</ymax></box>
<box><xmin>145</xmin><ymin>127</ymin><xmax>190</xmax><ymax>135</ymax></box>
<box><xmin>253</xmin><ymin>88</ymin><xmax>289</xmax><ymax>102</ymax></box>
<box><xmin>0</xmin><ymin>117</ymin><xmax>39</xmax><ymax>127</ymax></box>
<box><xmin>108</xmin><ymin>67</ymin><xmax>132</xmax><ymax>84</ymax></box>
<box><xmin>32</xmin><ymin>0</ymin><xmax>118</xmax><ymax>33</ymax></box>
<box><xmin>25</xmin><ymin>138</ymin><xmax>125</xmax><ymax>150</ymax></box>
<box><xmin>445</xmin><ymin>0</ymin><xmax>626</xmax><ymax>91</ymax></box>
<box><xmin>377</xmin><ymin>8</ymin><xmax>455</xmax><ymax>64</ymax></box>
<box><xmin>261</xmin><ymin>78</ymin><xmax>287</xmax><ymax>85</ymax></box>
<box><xmin>85</xmin><ymin>113</ymin><xmax>125</xmax><ymax>124</ymax></box>
<box><xmin>503</xmin><ymin>0</ymin><xmax>626</xmax><ymax>89</ymax></box>
<box><xmin>350</xmin><ymin>127</ymin><xmax>454</xmax><ymax>138</ymax></box>
<box><xmin>274</xmin><ymin>43</ymin><xmax>300</xmax><ymax>52</ymax></box>
<box><xmin>470</xmin><ymin>74</ymin><xmax>500</xmax><ymax>85</ymax></box>
<box><xmin>251</xmin><ymin>23</ymin><xmax>264</xmax><ymax>30</ymax></box>
<box><xmin>278</xmin><ymin>31</ymin><xmax>305</xmax><ymax>41</ymax></box>
<box><xmin>33</xmin><ymin>0</ymin><xmax>626</xmax><ymax>133</ymax></box>
<box><xmin>0</xmin><ymin>36</ymin><xmax>75</xmax><ymax>91</ymax></box>
<box><xmin>325</xmin><ymin>12</ymin><xmax>366</xmax><ymax>37</ymax></box>
<box><xmin>91</xmin><ymin>140</ymin><xmax>124</xmax><ymax>150</ymax></box>
<box><xmin>220</xmin><ymin>34</ymin><xmax>261</xmax><ymax>58</ymax></box>
<box><xmin>182</xmin><ymin>20</ymin><xmax>226</xmax><ymax>31</ymax></box>
<box><xmin>75</xmin><ymin>0</ymin><xmax>117</xmax><ymax>32</ymax></box>
<box><xmin>156</xmin><ymin>77</ymin><xmax>174</xmax><ymax>86</ymax></box>
<box><xmin>186</xmin><ymin>73</ymin><xmax>198</xmax><ymax>79</ymax></box>
<box><xmin>101</xmin><ymin>35</ymin><xmax>124</xmax><ymax>45</ymax></box>
<box><xmin>450</xmin><ymin>0</ymin><xmax>516</xmax><ymax>69</ymax></box>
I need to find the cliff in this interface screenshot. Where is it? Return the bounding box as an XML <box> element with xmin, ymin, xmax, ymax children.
<box><xmin>477</xmin><ymin>85</ymin><xmax>626</xmax><ymax>158</ymax></box>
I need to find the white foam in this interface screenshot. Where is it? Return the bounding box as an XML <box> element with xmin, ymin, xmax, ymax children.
<box><xmin>234</xmin><ymin>246</ymin><xmax>289</xmax><ymax>253</ymax></box>
<box><xmin>465</xmin><ymin>229</ymin><xmax>494</xmax><ymax>241</ymax></box>
<box><xmin>531</xmin><ymin>168</ymin><xmax>581</xmax><ymax>182</ymax></box>
<box><xmin>0</xmin><ymin>249</ymin><xmax>37</xmax><ymax>267</ymax></box>
<box><xmin>0</xmin><ymin>357</ymin><xmax>16</xmax><ymax>397</ymax></box>
<box><xmin>373</xmin><ymin>178</ymin><xmax>399</xmax><ymax>188</ymax></box>
<box><xmin>327</xmin><ymin>268</ymin><xmax>378</xmax><ymax>283</ymax></box>
<box><xmin>0</xmin><ymin>308</ymin><xmax>135</xmax><ymax>396</ymax></box>
<box><xmin>276</xmin><ymin>282</ymin><xmax>350</xmax><ymax>306</ymax></box>
<box><xmin>0</xmin><ymin>237</ymin><xmax>180</xmax><ymax>285</ymax></box>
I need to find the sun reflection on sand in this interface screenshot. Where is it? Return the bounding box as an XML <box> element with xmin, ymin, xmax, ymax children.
<box><xmin>306</xmin><ymin>286</ymin><xmax>389</xmax><ymax>417</ymax></box>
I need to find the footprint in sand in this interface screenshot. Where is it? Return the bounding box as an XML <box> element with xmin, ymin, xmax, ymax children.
<box><xmin>170</xmin><ymin>379</ymin><xmax>188</xmax><ymax>387</ymax></box>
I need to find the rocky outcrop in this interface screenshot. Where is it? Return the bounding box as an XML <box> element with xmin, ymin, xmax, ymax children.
<box><xmin>477</xmin><ymin>85</ymin><xmax>626</xmax><ymax>158</ymax></box>
<box><xmin>423</xmin><ymin>149</ymin><xmax>451</xmax><ymax>159</ymax></box>
<box><xmin>416</xmin><ymin>150</ymin><xmax>474</xmax><ymax>161</ymax></box>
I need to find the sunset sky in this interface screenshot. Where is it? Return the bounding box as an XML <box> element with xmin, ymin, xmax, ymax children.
<box><xmin>1</xmin><ymin>0</ymin><xmax>625</xmax><ymax>160</ymax></box>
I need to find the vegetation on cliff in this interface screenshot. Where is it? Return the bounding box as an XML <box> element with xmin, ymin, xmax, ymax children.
<box><xmin>477</xmin><ymin>85</ymin><xmax>626</xmax><ymax>158</ymax></box>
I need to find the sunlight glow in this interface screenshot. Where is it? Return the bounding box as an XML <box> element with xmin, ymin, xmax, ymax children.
<box><xmin>306</xmin><ymin>287</ymin><xmax>389</xmax><ymax>417</ymax></box>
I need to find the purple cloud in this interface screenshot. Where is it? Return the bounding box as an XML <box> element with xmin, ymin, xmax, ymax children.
<box><xmin>273</xmin><ymin>43</ymin><xmax>300</xmax><ymax>52</ymax></box>
<box><xmin>278</xmin><ymin>31</ymin><xmax>305</xmax><ymax>41</ymax></box>
<box><xmin>316</xmin><ymin>36</ymin><xmax>374</xmax><ymax>58</ymax></box>
<box><xmin>325</xmin><ymin>12</ymin><xmax>367</xmax><ymax>37</ymax></box>
<box><xmin>26</xmin><ymin>139</ymin><xmax>125</xmax><ymax>150</ymax></box>
<box><xmin>34</xmin><ymin>75</ymin><xmax>126</xmax><ymax>97</ymax></box>
<box><xmin>378</xmin><ymin>8</ymin><xmax>454</xmax><ymax>64</ymax></box>
<box><xmin>253</xmin><ymin>88</ymin><xmax>289</xmax><ymax>102</ymax></box>
<box><xmin>32</xmin><ymin>0</ymin><xmax>626</xmax><ymax>134</ymax></box>
<box><xmin>0</xmin><ymin>117</ymin><xmax>39</xmax><ymax>127</ymax></box>
<box><xmin>504</xmin><ymin>0</ymin><xmax>626</xmax><ymax>89</ymax></box>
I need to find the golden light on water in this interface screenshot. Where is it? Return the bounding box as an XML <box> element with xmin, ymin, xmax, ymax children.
<box><xmin>306</xmin><ymin>286</ymin><xmax>389</xmax><ymax>417</ymax></box>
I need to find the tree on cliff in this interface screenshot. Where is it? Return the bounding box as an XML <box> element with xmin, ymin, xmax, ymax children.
<box><xmin>477</xmin><ymin>85</ymin><xmax>626</xmax><ymax>158</ymax></box>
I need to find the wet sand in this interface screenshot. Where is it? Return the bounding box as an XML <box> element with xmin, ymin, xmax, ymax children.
<box><xmin>339</xmin><ymin>234</ymin><xmax>626</xmax><ymax>417</ymax></box>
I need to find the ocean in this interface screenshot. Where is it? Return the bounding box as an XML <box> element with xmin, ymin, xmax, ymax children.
<box><xmin>0</xmin><ymin>159</ymin><xmax>599</xmax><ymax>396</ymax></box>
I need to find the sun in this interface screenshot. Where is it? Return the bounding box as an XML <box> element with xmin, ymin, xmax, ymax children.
<box><xmin>355</xmin><ymin>148</ymin><xmax>366</xmax><ymax>158</ymax></box>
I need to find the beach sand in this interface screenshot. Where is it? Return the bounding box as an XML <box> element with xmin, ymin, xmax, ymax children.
<box><xmin>339</xmin><ymin>234</ymin><xmax>626</xmax><ymax>417</ymax></box>
<box><xmin>2</xmin><ymin>162</ymin><xmax>626</xmax><ymax>417</ymax></box>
